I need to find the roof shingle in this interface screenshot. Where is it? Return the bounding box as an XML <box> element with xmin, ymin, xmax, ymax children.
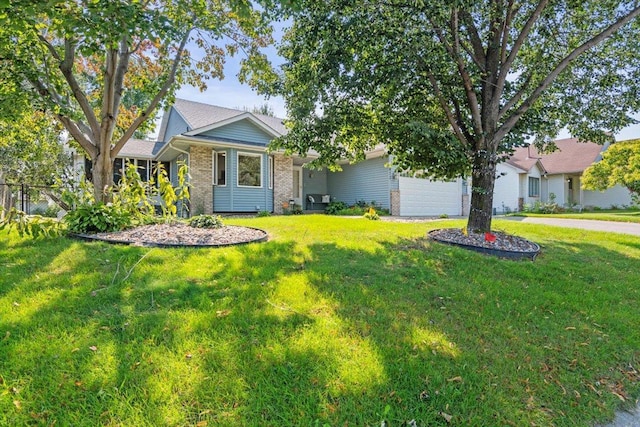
<box><xmin>172</xmin><ymin>98</ymin><xmax>287</xmax><ymax>135</ymax></box>
<box><xmin>508</xmin><ymin>138</ymin><xmax>607</xmax><ymax>174</ymax></box>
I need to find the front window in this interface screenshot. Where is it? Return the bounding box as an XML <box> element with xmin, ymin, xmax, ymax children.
<box><xmin>214</xmin><ymin>151</ymin><xmax>227</xmax><ymax>186</ymax></box>
<box><xmin>528</xmin><ymin>177</ymin><xmax>540</xmax><ymax>197</ymax></box>
<box><xmin>237</xmin><ymin>152</ymin><xmax>262</xmax><ymax>187</ymax></box>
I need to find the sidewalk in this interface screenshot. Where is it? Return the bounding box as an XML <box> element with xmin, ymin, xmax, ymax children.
<box><xmin>502</xmin><ymin>216</ymin><xmax>640</xmax><ymax>236</ymax></box>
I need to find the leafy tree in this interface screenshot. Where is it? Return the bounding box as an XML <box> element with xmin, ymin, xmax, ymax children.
<box><xmin>0</xmin><ymin>111</ymin><xmax>67</xmax><ymax>185</ymax></box>
<box><xmin>0</xmin><ymin>109</ymin><xmax>68</xmax><ymax>217</ymax></box>
<box><xmin>582</xmin><ymin>139</ymin><xmax>640</xmax><ymax>204</ymax></box>
<box><xmin>272</xmin><ymin>1</ymin><xmax>640</xmax><ymax>231</ymax></box>
<box><xmin>0</xmin><ymin>0</ymin><xmax>276</xmax><ymax>202</ymax></box>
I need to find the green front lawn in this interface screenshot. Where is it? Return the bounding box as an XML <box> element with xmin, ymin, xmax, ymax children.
<box><xmin>515</xmin><ymin>209</ymin><xmax>640</xmax><ymax>223</ymax></box>
<box><xmin>1</xmin><ymin>216</ymin><xmax>639</xmax><ymax>426</ymax></box>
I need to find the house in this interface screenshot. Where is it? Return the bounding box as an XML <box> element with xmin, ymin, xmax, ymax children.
<box><xmin>105</xmin><ymin>99</ymin><xmax>470</xmax><ymax>217</ymax></box>
<box><xmin>493</xmin><ymin>138</ymin><xmax>635</xmax><ymax>212</ymax></box>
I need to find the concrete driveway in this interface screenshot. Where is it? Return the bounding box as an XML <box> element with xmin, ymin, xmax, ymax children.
<box><xmin>502</xmin><ymin>216</ymin><xmax>640</xmax><ymax>236</ymax></box>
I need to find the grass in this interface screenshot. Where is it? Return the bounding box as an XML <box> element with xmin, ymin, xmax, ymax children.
<box><xmin>515</xmin><ymin>208</ymin><xmax>640</xmax><ymax>223</ymax></box>
<box><xmin>1</xmin><ymin>215</ymin><xmax>639</xmax><ymax>426</ymax></box>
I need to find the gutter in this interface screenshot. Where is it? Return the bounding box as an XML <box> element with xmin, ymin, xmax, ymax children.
<box><xmin>169</xmin><ymin>141</ymin><xmax>191</xmax><ymax>169</ymax></box>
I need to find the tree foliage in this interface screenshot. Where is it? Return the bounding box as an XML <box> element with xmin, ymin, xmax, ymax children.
<box><xmin>582</xmin><ymin>139</ymin><xmax>640</xmax><ymax>203</ymax></box>
<box><xmin>272</xmin><ymin>0</ymin><xmax>640</xmax><ymax>231</ymax></box>
<box><xmin>0</xmin><ymin>110</ymin><xmax>67</xmax><ymax>185</ymax></box>
<box><xmin>0</xmin><ymin>0</ymin><xmax>277</xmax><ymax>201</ymax></box>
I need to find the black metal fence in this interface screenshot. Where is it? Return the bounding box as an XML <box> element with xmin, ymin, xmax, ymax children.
<box><xmin>0</xmin><ymin>183</ymin><xmax>58</xmax><ymax>215</ymax></box>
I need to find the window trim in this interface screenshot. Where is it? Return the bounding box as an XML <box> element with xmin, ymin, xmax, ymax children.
<box><xmin>213</xmin><ymin>150</ymin><xmax>227</xmax><ymax>187</ymax></box>
<box><xmin>528</xmin><ymin>176</ymin><xmax>540</xmax><ymax>197</ymax></box>
<box><xmin>237</xmin><ymin>151</ymin><xmax>263</xmax><ymax>188</ymax></box>
<box><xmin>268</xmin><ymin>156</ymin><xmax>274</xmax><ymax>190</ymax></box>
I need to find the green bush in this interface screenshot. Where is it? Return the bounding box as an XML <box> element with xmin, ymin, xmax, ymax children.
<box><xmin>0</xmin><ymin>207</ymin><xmax>62</xmax><ymax>238</ymax></box>
<box><xmin>64</xmin><ymin>203</ymin><xmax>131</xmax><ymax>233</ymax></box>
<box><xmin>257</xmin><ymin>210</ymin><xmax>271</xmax><ymax>217</ymax></box>
<box><xmin>188</xmin><ymin>214</ymin><xmax>224</xmax><ymax>229</ymax></box>
<box><xmin>325</xmin><ymin>201</ymin><xmax>348</xmax><ymax>215</ymax></box>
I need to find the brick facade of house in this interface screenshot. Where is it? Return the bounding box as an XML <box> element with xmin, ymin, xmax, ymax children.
<box><xmin>189</xmin><ymin>146</ymin><xmax>213</xmax><ymax>215</ymax></box>
<box><xmin>273</xmin><ymin>154</ymin><xmax>293</xmax><ymax>214</ymax></box>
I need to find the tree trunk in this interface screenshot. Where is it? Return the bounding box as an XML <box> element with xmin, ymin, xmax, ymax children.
<box><xmin>467</xmin><ymin>150</ymin><xmax>498</xmax><ymax>232</ymax></box>
<box><xmin>92</xmin><ymin>151</ymin><xmax>114</xmax><ymax>203</ymax></box>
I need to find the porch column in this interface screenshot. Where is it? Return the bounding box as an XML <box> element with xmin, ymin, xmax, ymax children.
<box><xmin>273</xmin><ymin>154</ymin><xmax>293</xmax><ymax>214</ymax></box>
<box><xmin>189</xmin><ymin>146</ymin><xmax>213</xmax><ymax>215</ymax></box>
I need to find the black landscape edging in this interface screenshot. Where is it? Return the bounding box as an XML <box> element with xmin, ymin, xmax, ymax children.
<box><xmin>427</xmin><ymin>229</ymin><xmax>540</xmax><ymax>261</ymax></box>
<box><xmin>69</xmin><ymin>227</ymin><xmax>268</xmax><ymax>248</ymax></box>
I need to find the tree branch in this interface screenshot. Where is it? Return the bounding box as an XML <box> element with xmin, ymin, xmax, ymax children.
<box><xmin>100</xmin><ymin>47</ymin><xmax>118</xmax><ymax>149</ymax></box>
<box><xmin>422</xmin><ymin>64</ymin><xmax>470</xmax><ymax>147</ymax></box>
<box><xmin>446</xmin><ymin>9</ymin><xmax>483</xmax><ymax>137</ymax></box>
<box><xmin>458</xmin><ymin>11</ymin><xmax>486</xmax><ymax>73</ymax></box>
<box><xmin>495</xmin><ymin>5</ymin><xmax>640</xmax><ymax>142</ymax></box>
<box><xmin>57</xmin><ymin>115</ymin><xmax>97</xmax><ymax>158</ymax></box>
<box><xmin>495</xmin><ymin>0</ymin><xmax>549</xmax><ymax>98</ymax></box>
<box><xmin>111</xmin><ymin>29</ymin><xmax>192</xmax><ymax>156</ymax></box>
<box><xmin>57</xmin><ymin>38</ymin><xmax>101</xmax><ymax>141</ymax></box>
<box><xmin>111</xmin><ymin>37</ymin><xmax>132</xmax><ymax>127</ymax></box>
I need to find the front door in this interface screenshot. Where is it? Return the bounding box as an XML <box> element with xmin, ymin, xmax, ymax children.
<box><xmin>292</xmin><ymin>167</ymin><xmax>303</xmax><ymax>206</ymax></box>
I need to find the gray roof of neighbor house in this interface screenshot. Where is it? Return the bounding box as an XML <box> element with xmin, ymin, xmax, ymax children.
<box><xmin>118</xmin><ymin>138</ymin><xmax>166</xmax><ymax>160</ymax></box>
<box><xmin>507</xmin><ymin>137</ymin><xmax>608</xmax><ymax>175</ymax></box>
<box><xmin>157</xmin><ymin>98</ymin><xmax>287</xmax><ymax>142</ymax></box>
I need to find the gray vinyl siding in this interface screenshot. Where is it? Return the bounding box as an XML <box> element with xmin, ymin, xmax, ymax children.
<box><xmin>302</xmin><ymin>169</ymin><xmax>328</xmax><ymax>195</ymax></box>
<box><xmin>163</xmin><ymin>109</ymin><xmax>190</xmax><ymax>142</ymax></box>
<box><xmin>213</xmin><ymin>148</ymin><xmax>273</xmax><ymax>212</ymax></box>
<box><xmin>327</xmin><ymin>156</ymin><xmax>392</xmax><ymax>209</ymax></box>
<box><xmin>200</xmin><ymin>121</ymin><xmax>272</xmax><ymax>146</ymax></box>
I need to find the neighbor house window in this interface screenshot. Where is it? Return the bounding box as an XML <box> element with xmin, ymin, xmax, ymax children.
<box><xmin>237</xmin><ymin>152</ymin><xmax>262</xmax><ymax>187</ymax></box>
<box><xmin>213</xmin><ymin>151</ymin><xmax>226</xmax><ymax>186</ymax></box>
<box><xmin>113</xmin><ymin>158</ymin><xmax>125</xmax><ymax>184</ymax></box>
<box><xmin>268</xmin><ymin>156</ymin><xmax>274</xmax><ymax>189</ymax></box>
<box><xmin>528</xmin><ymin>177</ymin><xmax>540</xmax><ymax>197</ymax></box>
<box><xmin>137</xmin><ymin>159</ymin><xmax>150</xmax><ymax>182</ymax></box>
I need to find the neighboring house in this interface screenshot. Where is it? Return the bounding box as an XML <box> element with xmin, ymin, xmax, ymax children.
<box><xmin>493</xmin><ymin>138</ymin><xmax>634</xmax><ymax>213</ymax></box>
<box><xmin>85</xmin><ymin>99</ymin><xmax>470</xmax><ymax>216</ymax></box>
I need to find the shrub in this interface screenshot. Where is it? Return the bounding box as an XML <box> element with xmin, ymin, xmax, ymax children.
<box><xmin>0</xmin><ymin>207</ymin><xmax>62</xmax><ymax>238</ymax></box>
<box><xmin>439</xmin><ymin>213</ymin><xmax>449</xmax><ymax>218</ymax></box>
<box><xmin>325</xmin><ymin>201</ymin><xmax>348</xmax><ymax>215</ymax></box>
<box><xmin>64</xmin><ymin>203</ymin><xmax>131</xmax><ymax>233</ymax></box>
<box><xmin>188</xmin><ymin>214</ymin><xmax>224</xmax><ymax>229</ymax></box>
<box><xmin>257</xmin><ymin>210</ymin><xmax>271</xmax><ymax>217</ymax></box>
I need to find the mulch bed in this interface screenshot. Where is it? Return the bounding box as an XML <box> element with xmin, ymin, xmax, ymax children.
<box><xmin>74</xmin><ymin>223</ymin><xmax>268</xmax><ymax>248</ymax></box>
<box><xmin>428</xmin><ymin>228</ymin><xmax>540</xmax><ymax>260</ymax></box>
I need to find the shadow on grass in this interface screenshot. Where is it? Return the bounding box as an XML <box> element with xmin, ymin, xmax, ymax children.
<box><xmin>1</xmin><ymin>232</ymin><xmax>639</xmax><ymax>426</ymax></box>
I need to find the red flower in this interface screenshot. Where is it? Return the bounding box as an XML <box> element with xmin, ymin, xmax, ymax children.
<box><xmin>484</xmin><ymin>232</ymin><xmax>496</xmax><ymax>242</ymax></box>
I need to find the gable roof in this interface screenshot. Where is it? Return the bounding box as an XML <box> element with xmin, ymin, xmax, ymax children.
<box><xmin>508</xmin><ymin>137</ymin><xmax>608</xmax><ymax>175</ymax></box>
<box><xmin>118</xmin><ymin>138</ymin><xmax>166</xmax><ymax>160</ymax></box>
<box><xmin>170</xmin><ymin>98</ymin><xmax>287</xmax><ymax>136</ymax></box>
<box><xmin>506</xmin><ymin>145</ymin><xmax>544</xmax><ymax>173</ymax></box>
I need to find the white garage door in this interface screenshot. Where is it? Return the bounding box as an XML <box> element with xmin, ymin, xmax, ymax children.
<box><xmin>399</xmin><ymin>177</ymin><xmax>462</xmax><ymax>216</ymax></box>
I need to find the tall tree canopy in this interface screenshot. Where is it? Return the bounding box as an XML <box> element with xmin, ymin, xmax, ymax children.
<box><xmin>582</xmin><ymin>139</ymin><xmax>640</xmax><ymax>204</ymax></box>
<box><xmin>0</xmin><ymin>0</ymin><xmax>277</xmax><ymax>201</ymax></box>
<box><xmin>273</xmin><ymin>0</ymin><xmax>640</xmax><ymax>231</ymax></box>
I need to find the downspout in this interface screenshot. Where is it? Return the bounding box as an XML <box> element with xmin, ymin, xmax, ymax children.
<box><xmin>169</xmin><ymin>142</ymin><xmax>190</xmax><ymax>168</ymax></box>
